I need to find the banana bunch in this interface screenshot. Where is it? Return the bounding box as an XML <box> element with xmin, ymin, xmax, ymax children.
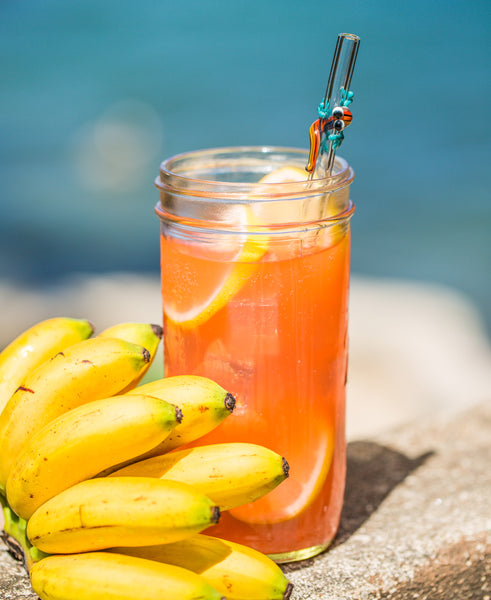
<box><xmin>0</xmin><ymin>319</ymin><xmax>162</xmax><ymax>488</ymax></box>
<box><xmin>0</xmin><ymin>317</ymin><xmax>294</xmax><ymax>600</ymax></box>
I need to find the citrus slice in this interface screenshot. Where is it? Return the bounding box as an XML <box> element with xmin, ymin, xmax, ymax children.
<box><xmin>229</xmin><ymin>425</ymin><xmax>335</xmax><ymax>524</ymax></box>
<box><xmin>255</xmin><ymin>165</ymin><xmax>347</xmax><ymax>248</ymax></box>
<box><xmin>162</xmin><ymin>208</ymin><xmax>268</xmax><ymax>329</ymax></box>
<box><xmin>256</xmin><ymin>166</ymin><xmax>309</xmax><ymax>184</ymax></box>
<box><xmin>162</xmin><ymin>167</ymin><xmax>309</xmax><ymax>329</ymax></box>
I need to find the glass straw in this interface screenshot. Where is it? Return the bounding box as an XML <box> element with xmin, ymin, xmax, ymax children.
<box><xmin>312</xmin><ymin>33</ymin><xmax>360</xmax><ymax>175</ymax></box>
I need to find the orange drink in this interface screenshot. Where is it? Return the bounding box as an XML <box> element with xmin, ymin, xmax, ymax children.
<box><xmin>155</xmin><ymin>147</ymin><xmax>354</xmax><ymax>562</ymax></box>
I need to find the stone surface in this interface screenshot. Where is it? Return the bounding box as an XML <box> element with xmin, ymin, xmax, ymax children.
<box><xmin>0</xmin><ymin>547</ymin><xmax>37</xmax><ymax>600</ymax></box>
<box><xmin>1</xmin><ymin>276</ymin><xmax>490</xmax><ymax>597</ymax></box>
<box><xmin>346</xmin><ymin>277</ymin><xmax>491</xmax><ymax>440</ymax></box>
<box><xmin>283</xmin><ymin>401</ymin><xmax>491</xmax><ymax>599</ymax></box>
<box><xmin>2</xmin><ymin>401</ymin><xmax>489</xmax><ymax>599</ymax></box>
<box><xmin>1</xmin><ymin>274</ymin><xmax>490</xmax><ymax>442</ymax></box>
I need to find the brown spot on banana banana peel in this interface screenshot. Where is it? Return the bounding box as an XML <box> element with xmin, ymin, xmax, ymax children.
<box><xmin>15</xmin><ymin>386</ymin><xmax>35</xmax><ymax>394</ymax></box>
<box><xmin>224</xmin><ymin>392</ymin><xmax>236</xmax><ymax>412</ymax></box>
<box><xmin>211</xmin><ymin>506</ymin><xmax>221</xmax><ymax>524</ymax></box>
<box><xmin>150</xmin><ymin>324</ymin><xmax>163</xmax><ymax>338</ymax></box>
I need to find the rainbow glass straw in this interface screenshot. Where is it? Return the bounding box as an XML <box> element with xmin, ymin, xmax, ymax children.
<box><xmin>306</xmin><ymin>33</ymin><xmax>360</xmax><ymax>177</ymax></box>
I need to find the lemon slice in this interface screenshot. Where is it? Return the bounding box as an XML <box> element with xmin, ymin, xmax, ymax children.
<box><xmin>229</xmin><ymin>425</ymin><xmax>335</xmax><ymax>524</ymax></box>
<box><xmin>260</xmin><ymin>165</ymin><xmax>347</xmax><ymax>249</ymax></box>
<box><xmin>256</xmin><ymin>166</ymin><xmax>309</xmax><ymax>184</ymax></box>
<box><xmin>164</xmin><ymin>225</ymin><xmax>266</xmax><ymax>329</ymax></box>
<box><xmin>163</xmin><ymin>167</ymin><xmax>309</xmax><ymax>329</ymax></box>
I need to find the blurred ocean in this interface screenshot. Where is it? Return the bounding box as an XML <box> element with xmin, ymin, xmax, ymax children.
<box><xmin>1</xmin><ymin>0</ymin><xmax>490</xmax><ymax>329</ymax></box>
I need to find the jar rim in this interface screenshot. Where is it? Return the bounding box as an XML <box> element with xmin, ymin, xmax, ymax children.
<box><xmin>155</xmin><ymin>146</ymin><xmax>354</xmax><ymax>200</ymax></box>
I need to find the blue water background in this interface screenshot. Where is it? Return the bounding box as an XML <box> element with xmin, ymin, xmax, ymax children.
<box><xmin>1</xmin><ymin>1</ymin><xmax>490</xmax><ymax>328</ymax></box>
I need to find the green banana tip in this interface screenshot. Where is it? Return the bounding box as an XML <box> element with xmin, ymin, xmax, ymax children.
<box><xmin>29</xmin><ymin>545</ymin><xmax>49</xmax><ymax>563</ymax></box>
<box><xmin>224</xmin><ymin>392</ymin><xmax>236</xmax><ymax>413</ymax></box>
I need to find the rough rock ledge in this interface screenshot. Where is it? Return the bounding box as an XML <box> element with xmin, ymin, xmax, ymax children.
<box><xmin>1</xmin><ymin>401</ymin><xmax>489</xmax><ymax>600</ymax></box>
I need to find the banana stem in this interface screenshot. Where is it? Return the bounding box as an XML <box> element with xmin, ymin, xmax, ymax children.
<box><xmin>1</xmin><ymin>494</ymin><xmax>48</xmax><ymax>573</ymax></box>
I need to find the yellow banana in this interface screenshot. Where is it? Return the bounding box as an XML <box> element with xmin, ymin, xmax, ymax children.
<box><xmin>111</xmin><ymin>534</ymin><xmax>294</xmax><ymax>600</ymax></box>
<box><xmin>0</xmin><ymin>317</ymin><xmax>93</xmax><ymax>415</ymax></box>
<box><xmin>6</xmin><ymin>394</ymin><xmax>182</xmax><ymax>519</ymax></box>
<box><xmin>30</xmin><ymin>552</ymin><xmax>225</xmax><ymax>600</ymax></box>
<box><xmin>110</xmin><ymin>442</ymin><xmax>289</xmax><ymax>511</ymax></box>
<box><xmin>126</xmin><ymin>375</ymin><xmax>236</xmax><ymax>454</ymax></box>
<box><xmin>98</xmin><ymin>322</ymin><xmax>162</xmax><ymax>390</ymax></box>
<box><xmin>0</xmin><ymin>337</ymin><xmax>150</xmax><ymax>490</ymax></box>
<box><xmin>98</xmin><ymin>375</ymin><xmax>236</xmax><ymax>476</ymax></box>
<box><xmin>27</xmin><ymin>477</ymin><xmax>221</xmax><ymax>554</ymax></box>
